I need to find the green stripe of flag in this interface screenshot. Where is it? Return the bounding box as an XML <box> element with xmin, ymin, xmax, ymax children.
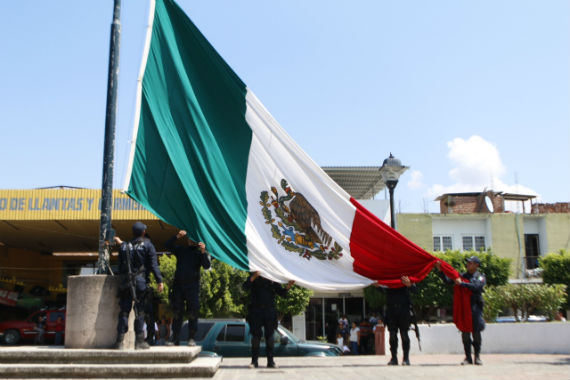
<box><xmin>126</xmin><ymin>0</ymin><xmax>252</xmax><ymax>270</ymax></box>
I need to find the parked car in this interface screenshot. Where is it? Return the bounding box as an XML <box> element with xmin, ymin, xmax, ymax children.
<box><xmin>179</xmin><ymin>319</ymin><xmax>342</xmax><ymax>357</ymax></box>
<box><xmin>0</xmin><ymin>308</ymin><xmax>65</xmax><ymax>345</ymax></box>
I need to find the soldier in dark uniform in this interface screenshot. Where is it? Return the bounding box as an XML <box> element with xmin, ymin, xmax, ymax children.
<box><xmin>166</xmin><ymin>230</ymin><xmax>211</xmax><ymax>346</ymax></box>
<box><xmin>243</xmin><ymin>271</ymin><xmax>294</xmax><ymax>369</ymax></box>
<box><xmin>375</xmin><ymin>276</ymin><xmax>416</xmax><ymax>365</ymax></box>
<box><xmin>113</xmin><ymin>221</ymin><xmax>164</xmax><ymax>350</ymax></box>
<box><xmin>436</xmin><ymin>256</ymin><xmax>486</xmax><ymax>365</ymax></box>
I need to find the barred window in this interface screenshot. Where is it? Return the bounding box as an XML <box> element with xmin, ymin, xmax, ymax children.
<box><xmin>475</xmin><ymin>236</ymin><xmax>486</xmax><ymax>251</ymax></box>
<box><xmin>434</xmin><ymin>236</ymin><xmax>452</xmax><ymax>251</ymax></box>
<box><xmin>433</xmin><ymin>237</ymin><xmax>441</xmax><ymax>252</ymax></box>
<box><xmin>462</xmin><ymin>236</ymin><xmax>486</xmax><ymax>251</ymax></box>
<box><xmin>442</xmin><ymin>236</ymin><xmax>452</xmax><ymax>251</ymax></box>
<box><xmin>462</xmin><ymin>236</ymin><xmax>473</xmax><ymax>251</ymax></box>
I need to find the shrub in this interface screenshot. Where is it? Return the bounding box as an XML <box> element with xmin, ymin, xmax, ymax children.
<box><xmin>482</xmin><ymin>286</ymin><xmax>504</xmax><ymax>322</ymax></box>
<box><xmin>487</xmin><ymin>283</ymin><xmax>567</xmax><ymax>321</ymax></box>
<box><xmin>540</xmin><ymin>250</ymin><xmax>570</xmax><ymax>309</ymax></box>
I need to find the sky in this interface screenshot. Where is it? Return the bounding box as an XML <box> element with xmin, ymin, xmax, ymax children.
<box><xmin>1</xmin><ymin>0</ymin><xmax>568</xmax><ymax>213</ymax></box>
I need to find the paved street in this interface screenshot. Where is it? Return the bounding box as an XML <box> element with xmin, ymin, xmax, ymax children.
<box><xmin>207</xmin><ymin>354</ymin><xmax>570</xmax><ymax>380</ymax></box>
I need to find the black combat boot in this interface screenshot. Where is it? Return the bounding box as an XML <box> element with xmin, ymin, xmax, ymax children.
<box><xmin>388</xmin><ymin>347</ymin><xmax>398</xmax><ymax>365</ymax></box>
<box><xmin>135</xmin><ymin>333</ymin><xmax>150</xmax><ymax>350</ymax></box>
<box><xmin>461</xmin><ymin>335</ymin><xmax>473</xmax><ymax>365</ymax></box>
<box><xmin>402</xmin><ymin>337</ymin><xmax>411</xmax><ymax>365</ymax></box>
<box><xmin>113</xmin><ymin>333</ymin><xmax>126</xmax><ymax>350</ymax></box>
<box><xmin>474</xmin><ymin>348</ymin><xmax>482</xmax><ymax>365</ymax></box>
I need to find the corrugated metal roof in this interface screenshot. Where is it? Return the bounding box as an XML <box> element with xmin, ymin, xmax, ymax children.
<box><xmin>322</xmin><ymin>166</ymin><xmax>386</xmax><ymax>199</ymax></box>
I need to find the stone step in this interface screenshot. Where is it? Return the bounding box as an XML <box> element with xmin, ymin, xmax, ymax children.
<box><xmin>0</xmin><ymin>357</ymin><xmax>221</xmax><ymax>378</ymax></box>
<box><xmin>0</xmin><ymin>346</ymin><xmax>201</xmax><ymax>364</ymax></box>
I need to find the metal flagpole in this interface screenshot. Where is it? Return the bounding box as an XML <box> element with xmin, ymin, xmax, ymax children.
<box><xmin>97</xmin><ymin>0</ymin><xmax>122</xmax><ymax>274</ymax></box>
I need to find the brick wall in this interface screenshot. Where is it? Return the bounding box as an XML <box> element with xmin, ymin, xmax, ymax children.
<box><xmin>440</xmin><ymin>192</ymin><xmax>504</xmax><ymax>214</ymax></box>
<box><xmin>531</xmin><ymin>202</ymin><xmax>570</xmax><ymax>214</ymax></box>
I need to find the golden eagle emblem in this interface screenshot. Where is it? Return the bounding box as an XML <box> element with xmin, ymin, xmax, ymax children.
<box><xmin>259</xmin><ymin>179</ymin><xmax>343</xmax><ymax>261</ymax></box>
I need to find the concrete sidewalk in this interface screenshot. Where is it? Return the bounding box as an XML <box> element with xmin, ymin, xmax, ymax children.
<box><xmin>2</xmin><ymin>352</ymin><xmax>568</xmax><ymax>379</ymax></box>
<box><xmin>207</xmin><ymin>354</ymin><xmax>570</xmax><ymax>380</ymax></box>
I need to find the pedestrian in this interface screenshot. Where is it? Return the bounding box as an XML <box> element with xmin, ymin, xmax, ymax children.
<box><xmin>165</xmin><ymin>230</ymin><xmax>211</xmax><ymax>346</ymax></box>
<box><xmin>375</xmin><ymin>276</ymin><xmax>416</xmax><ymax>365</ymax></box>
<box><xmin>369</xmin><ymin>313</ymin><xmax>378</xmax><ymax>327</ymax></box>
<box><xmin>337</xmin><ymin>321</ymin><xmax>348</xmax><ymax>346</ymax></box>
<box><xmin>435</xmin><ymin>256</ymin><xmax>486</xmax><ymax>365</ymax></box>
<box><xmin>33</xmin><ymin>313</ymin><xmax>47</xmax><ymax>345</ymax></box>
<box><xmin>349</xmin><ymin>321</ymin><xmax>360</xmax><ymax>355</ymax></box>
<box><xmin>359</xmin><ymin>318</ymin><xmax>372</xmax><ymax>354</ymax></box>
<box><xmin>243</xmin><ymin>271</ymin><xmax>294</xmax><ymax>368</ymax></box>
<box><xmin>339</xmin><ymin>314</ymin><xmax>349</xmax><ymax>330</ymax></box>
<box><xmin>113</xmin><ymin>221</ymin><xmax>164</xmax><ymax>350</ymax></box>
<box><xmin>53</xmin><ymin>315</ymin><xmax>64</xmax><ymax>345</ymax></box>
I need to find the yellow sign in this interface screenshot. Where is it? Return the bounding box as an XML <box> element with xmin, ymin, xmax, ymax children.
<box><xmin>0</xmin><ymin>189</ymin><xmax>156</xmax><ymax>220</ymax></box>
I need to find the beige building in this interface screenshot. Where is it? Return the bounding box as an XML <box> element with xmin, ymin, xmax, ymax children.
<box><xmin>398</xmin><ymin>191</ymin><xmax>570</xmax><ymax>278</ymax></box>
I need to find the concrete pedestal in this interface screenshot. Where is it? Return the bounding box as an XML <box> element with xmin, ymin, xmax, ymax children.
<box><xmin>65</xmin><ymin>275</ymin><xmax>134</xmax><ymax>349</ymax></box>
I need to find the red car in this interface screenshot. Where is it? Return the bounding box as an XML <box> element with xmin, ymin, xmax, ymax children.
<box><xmin>0</xmin><ymin>309</ymin><xmax>66</xmax><ymax>345</ymax></box>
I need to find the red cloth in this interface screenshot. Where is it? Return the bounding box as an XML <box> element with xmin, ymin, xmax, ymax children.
<box><xmin>349</xmin><ymin>198</ymin><xmax>459</xmax><ymax>288</ymax></box>
<box><xmin>453</xmin><ymin>282</ymin><xmax>473</xmax><ymax>332</ymax></box>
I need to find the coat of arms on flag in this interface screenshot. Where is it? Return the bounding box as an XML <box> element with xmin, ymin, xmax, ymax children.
<box><xmin>259</xmin><ymin>179</ymin><xmax>343</xmax><ymax>261</ymax></box>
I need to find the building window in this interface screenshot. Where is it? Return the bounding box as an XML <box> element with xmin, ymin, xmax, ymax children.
<box><xmin>474</xmin><ymin>236</ymin><xmax>486</xmax><ymax>251</ymax></box>
<box><xmin>462</xmin><ymin>236</ymin><xmax>473</xmax><ymax>251</ymax></box>
<box><xmin>433</xmin><ymin>236</ymin><xmax>452</xmax><ymax>251</ymax></box>
<box><xmin>462</xmin><ymin>236</ymin><xmax>485</xmax><ymax>251</ymax></box>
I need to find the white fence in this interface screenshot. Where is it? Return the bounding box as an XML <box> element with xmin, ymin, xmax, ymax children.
<box><xmin>408</xmin><ymin>322</ymin><xmax>570</xmax><ymax>354</ymax></box>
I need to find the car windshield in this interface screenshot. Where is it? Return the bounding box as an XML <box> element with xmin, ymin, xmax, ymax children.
<box><xmin>195</xmin><ymin>322</ymin><xmax>215</xmax><ymax>341</ymax></box>
<box><xmin>277</xmin><ymin>325</ymin><xmax>300</xmax><ymax>344</ymax></box>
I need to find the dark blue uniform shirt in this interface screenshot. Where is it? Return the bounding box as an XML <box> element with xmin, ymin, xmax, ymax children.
<box><xmin>118</xmin><ymin>237</ymin><xmax>163</xmax><ymax>284</ymax></box>
<box><xmin>165</xmin><ymin>236</ymin><xmax>211</xmax><ymax>284</ymax></box>
<box><xmin>243</xmin><ymin>276</ymin><xmax>288</xmax><ymax>309</ymax></box>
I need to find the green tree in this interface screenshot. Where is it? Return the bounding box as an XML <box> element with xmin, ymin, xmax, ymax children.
<box><xmin>149</xmin><ymin>253</ymin><xmax>176</xmax><ymax>315</ymax></box>
<box><xmin>540</xmin><ymin>250</ymin><xmax>570</xmax><ymax>309</ymax></box>
<box><xmin>199</xmin><ymin>259</ymin><xmax>249</xmax><ymax>318</ymax></box>
<box><xmin>150</xmin><ymin>255</ymin><xmax>311</xmax><ymax>320</ymax></box>
<box><xmin>150</xmin><ymin>255</ymin><xmax>249</xmax><ymax>318</ymax></box>
<box><xmin>363</xmin><ymin>285</ymin><xmax>386</xmax><ymax>313</ymax></box>
<box><xmin>275</xmin><ymin>285</ymin><xmax>312</xmax><ymax>320</ymax></box>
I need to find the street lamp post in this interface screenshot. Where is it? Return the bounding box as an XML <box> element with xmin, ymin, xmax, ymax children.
<box><xmin>380</xmin><ymin>153</ymin><xmax>408</xmax><ymax>229</ymax></box>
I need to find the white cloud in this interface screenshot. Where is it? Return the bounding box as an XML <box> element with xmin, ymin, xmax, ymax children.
<box><xmin>407</xmin><ymin>170</ymin><xmax>424</xmax><ymax>190</ymax></box>
<box><xmin>426</xmin><ymin>135</ymin><xmax>539</xmax><ymax>206</ymax></box>
<box><xmin>447</xmin><ymin>135</ymin><xmax>505</xmax><ymax>186</ymax></box>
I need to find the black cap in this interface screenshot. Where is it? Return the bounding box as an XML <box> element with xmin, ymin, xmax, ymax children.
<box><xmin>132</xmin><ymin>221</ymin><xmax>147</xmax><ymax>237</ymax></box>
<box><xmin>465</xmin><ymin>256</ymin><xmax>480</xmax><ymax>265</ymax></box>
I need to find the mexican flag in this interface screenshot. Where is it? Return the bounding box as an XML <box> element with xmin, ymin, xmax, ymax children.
<box><xmin>124</xmin><ymin>0</ymin><xmax>458</xmax><ymax>291</ymax></box>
